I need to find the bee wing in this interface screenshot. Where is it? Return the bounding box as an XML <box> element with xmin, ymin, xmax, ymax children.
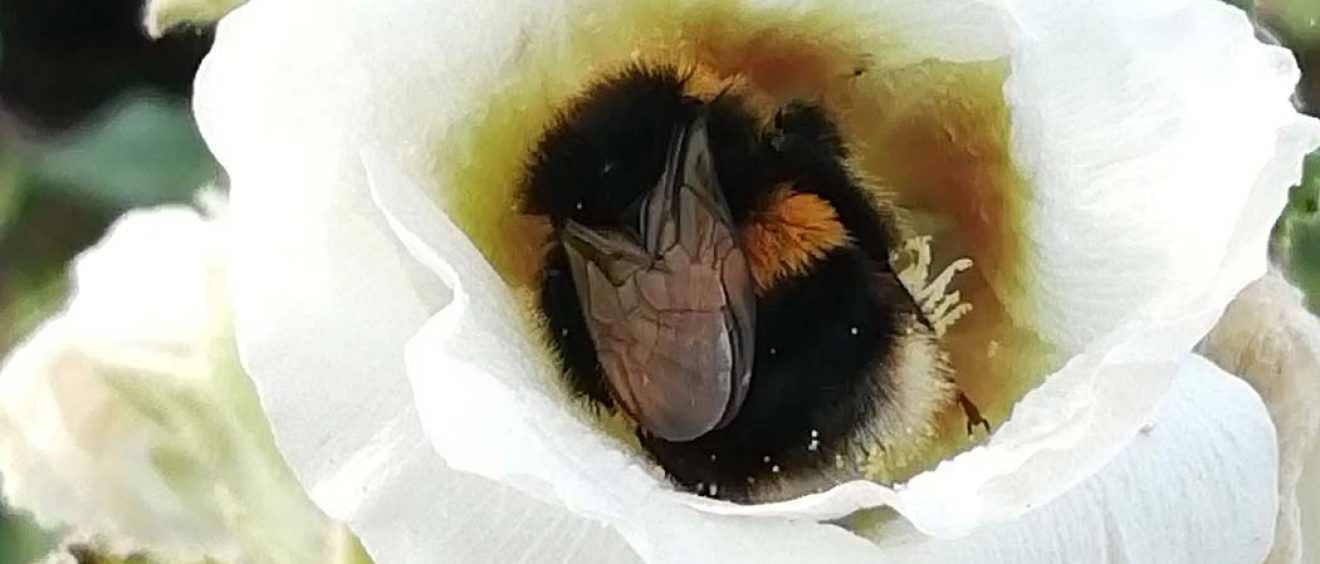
<box><xmin>676</xmin><ymin>117</ymin><xmax>755</xmax><ymax>431</ymax></box>
<box><xmin>562</xmin><ymin>117</ymin><xmax>755</xmax><ymax>442</ymax></box>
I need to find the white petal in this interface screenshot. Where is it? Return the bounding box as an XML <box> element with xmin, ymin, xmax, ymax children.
<box><xmin>1302</xmin><ymin>444</ymin><xmax>1320</xmax><ymax>563</ymax></box>
<box><xmin>1001</xmin><ymin>0</ymin><xmax>1320</xmax><ymax>350</ymax></box>
<box><xmin>886</xmin><ymin>0</ymin><xmax>1319</xmax><ymax>539</ymax></box>
<box><xmin>63</xmin><ymin>207</ymin><xmax>213</xmax><ymax>348</ymax></box>
<box><xmin>193</xmin><ymin>2</ymin><xmax>642</xmax><ymax>561</ymax></box>
<box><xmin>0</xmin><ymin>207</ymin><xmax>329</xmax><ymax>562</ymax></box>
<box><xmin>0</xmin><ymin>208</ymin><xmax>222</xmax><ymax>559</ymax></box>
<box><xmin>871</xmin><ymin>354</ymin><xmax>1277</xmax><ymax>563</ymax></box>
<box><xmin>1199</xmin><ymin>271</ymin><xmax>1320</xmax><ymax>564</ymax></box>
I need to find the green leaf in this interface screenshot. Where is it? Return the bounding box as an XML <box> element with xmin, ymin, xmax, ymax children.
<box><xmin>31</xmin><ymin>91</ymin><xmax>217</xmax><ymax>210</ymax></box>
<box><xmin>1281</xmin><ymin>151</ymin><xmax>1320</xmax><ymax>310</ymax></box>
<box><xmin>65</xmin><ymin>545</ymin><xmax>164</xmax><ymax>564</ymax></box>
<box><xmin>0</xmin><ymin>505</ymin><xmax>57</xmax><ymax>564</ymax></box>
<box><xmin>0</xmin><ymin>148</ymin><xmax>25</xmax><ymax>240</ymax></box>
<box><xmin>0</xmin><ymin>269</ymin><xmax>68</xmax><ymax>355</ymax></box>
<box><xmin>1221</xmin><ymin>0</ymin><xmax>1256</xmax><ymax>17</ymax></box>
<box><xmin>1274</xmin><ymin>0</ymin><xmax>1320</xmax><ymax>47</ymax></box>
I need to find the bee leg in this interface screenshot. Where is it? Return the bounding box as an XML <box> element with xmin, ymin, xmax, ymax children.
<box><xmin>958</xmin><ymin>392</ymin><xmax>991</xmax><ymax>436</ymax></box>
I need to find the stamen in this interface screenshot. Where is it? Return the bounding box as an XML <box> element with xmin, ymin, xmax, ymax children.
<box><xmin>896</xmin><ymin>235</ymin><xmax>975</xmax><ymax>337</ymax></box>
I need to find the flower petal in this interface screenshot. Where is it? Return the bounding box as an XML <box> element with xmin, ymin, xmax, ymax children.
<box><xmin>0</xmin><ymin>208</ymin><xmax>223</xmax><ymax>559</ymax></box>
<box><xmin>193</xmin><ymin>2</ymin><xmax>642</xmax><ymax>561</ymax></box>
<box><xmin>869</xmin><ymin>354</ymin><xmax>1277</xmax><ymax>563</ymax></box>
<box><xmin>0</xmin><ymin>206</ymin><xmax>330</xmax><ymax>562</ymax></box>
<box><xmin>1302</xmin><ymin>444</ymin><xmax>1320</xmax><ymax>563</ymax></box>
<box><xmin>1000</xmin><ymin>0</ymin><xmax>1320</xmax><ymax>350</ymax></box>
<box><xmin>1199</xmin><ymin>271</ymin><xmax>1320</xmax><ymax>564</ymax></box>
<box><xmin>367</xmin><ymin>153</ymin><xmax>1274</xmax><ymax>562</ymax></box>
<box><xmin>890</xmin><ymin>0</ymin><xmax>1318</xmax><ymax>538</ymax></box>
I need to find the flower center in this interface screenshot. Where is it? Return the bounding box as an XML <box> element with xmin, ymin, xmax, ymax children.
<box><xmin>431</xmin><ymin>0</ymin><xmax>1059</xmax><ymax>501</ymax></box>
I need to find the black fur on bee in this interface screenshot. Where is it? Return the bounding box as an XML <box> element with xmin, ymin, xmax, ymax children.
<box><xmin>523</xmin><ymin>64</ymin><xmax>930</xmax><ymax>501</ymax></box>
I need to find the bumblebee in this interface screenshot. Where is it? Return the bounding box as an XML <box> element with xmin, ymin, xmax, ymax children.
<box><xmin>523</xmin><ymin>64</ymin><xmax>979</xmax><ymax>501</ymax></box>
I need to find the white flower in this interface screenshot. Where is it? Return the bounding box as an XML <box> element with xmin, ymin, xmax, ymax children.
<box><xmin>0</xmin><ymin>204</ymin><xmax>337</xmax><ymax>563</ymax></box>
<box><xmin>1200</xmin><ymin>271</ymin><xmax>1320</xmax><ymax>564</ymax></box>
<box><xmin>193</xmin><ymin>0</ymin><xmax>1320</xmax><ymax>562</ymax></box>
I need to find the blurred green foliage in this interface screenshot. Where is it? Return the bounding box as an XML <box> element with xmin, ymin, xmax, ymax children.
<box><xmin>0</xmin><ymin>505</ymin><xmax>55</xmax><ymax>564</ymax></box>
<box><xmin>67</xmin><ymin>546</ymin><xmax>164</xmax><ymax>564</ymax></box>
<box><xmin>0</xmin><ymin>91</ymin><xmax>217</xmax><ymax>356</ymax></box>
<box><xmin>1279</xmin><ymin>152</ymin><xmax>1320</xmax><ymax>307</ymax></box>
<box><xmin>1272</xmin><ymin>0</ymin><xmax>1320</xmax><ymax>45</ymax></box>
<box><xmin>0</xmin><ymin>144</ymin><xmax>20</xmax><ymax>236</ymax></box>
<box><xmin>1223</xmin><ymin>0</ymin><xmax>1257</xmax><ymax>16</ymax></box>
<box><xmin>31</xmin><ymin>92</ymin><xmax>217</xmax><ymax>209</ymax></box>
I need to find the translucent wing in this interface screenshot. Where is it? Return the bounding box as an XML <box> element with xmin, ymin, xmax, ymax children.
<box><xmin>562</xmin><ymin>117</ymin><xmax>755</xmax><ymax>442</ymax></box>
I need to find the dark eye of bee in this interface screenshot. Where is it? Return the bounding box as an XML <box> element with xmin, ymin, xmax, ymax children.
<box><xmin>522</xmin><ymin>64</ymin><xmax>934</xmax><ymax>501</ymax></box>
